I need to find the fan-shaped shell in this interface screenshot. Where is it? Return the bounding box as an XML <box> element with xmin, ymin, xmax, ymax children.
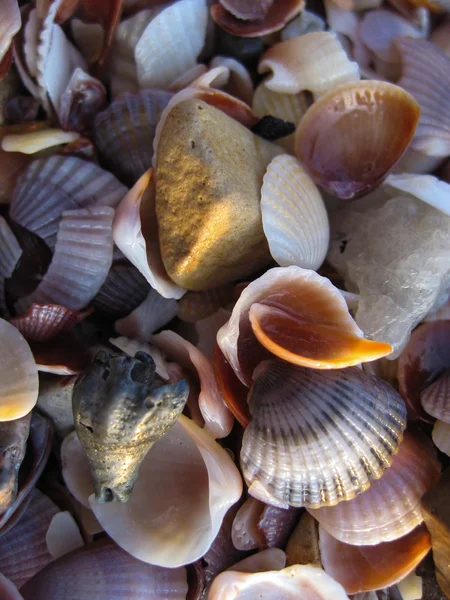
<box><xmin>0</xmin><ymin>217</ymin><xmax>22</xmax><ymax>313</ymax></box>
<box><xmin>295</xmin><ymin>81</ymin><xmax>420</xmax><ymax>200</ymax></box>
<box><xmin>421</xmin><ymin>371</ymin><xmax>450</xmax><ymax>423</ymax></box>
<box><xmin>308</xmin><ymin>431</ymin><xmax>440</xmax><ymax>545</ymax></box>
<box><xmin>241</xmin><ymin>360</ymin><xmax>407</xmax><ymax>509</ymax></box>
<box><xmin>10</xmin><ymin>155</ymin><xmax>126</xmax><ymax>250</ymax></box>
<box><xmin>432</xmin><ymin>420</ymin><xmax>450</xmax><ymax>456</ymax></box>
<box><xmin>10</xmin><ymin>304</ymin><xmax>92</xmax><ymax>342</ymax></box>
<box><xmin>261</xmin><ymin>154</ymin><xmax>329</xmax><ymax>270</ymax></box>
<box><xmin>94</xmin><ymin>262</ymin><xmax>150</xmax><ymax>319</ymax></box>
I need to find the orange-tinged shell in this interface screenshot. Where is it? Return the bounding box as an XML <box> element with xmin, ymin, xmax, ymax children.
<box><xmin>213</xmin><ymin>345</ymin><xmax>250</xmax><ymax>428</ymax></box>
<box><xmin>295</xmin><ymin>81</ymin><xmax>420</xmax><ymax>200</ymax></box>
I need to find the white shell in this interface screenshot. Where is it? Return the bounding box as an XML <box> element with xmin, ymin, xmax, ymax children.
<box><xmin>385</xmin><ymin>173</ymin><xmax>450</xmax><ymax>216</ymax></box>
<box><xmin>261</xmin><ymin>155</ymin><xmax>329</xmax><ymax>270</ymax></box>
<box><xmin>0</xmin><ymin>217</ymin><xmax>22</xmax><ymax>313</ymax></box>
<box><xmin>1</xmin><ymin>130</ymin><xmax>79</xmax><ymax>154</ymax></box>
<box><xmin>432</xmin><ymin>419</ymin><xmax>450</xmax><ymax>456</ymax></box>
<box><xmin>209</xmin><ymin>56</ymin><xmax>253</xmax><ymax>105</ymax></box>
<box><xmin>135</xmin><ymin>0</ymin><xmax>208</xmax><ymax>90</ymax></box>
<box><xmin>115</xmin><ymin>288</ymin><xmax>177</xmax><ymax>341</ymax></box>
<box><xmin>0</xmin><ymin>319</ymin><xmax>39</xmax><ymax>421</ymax></box>
<box><xmin>46</xmin><ymin>512</ymin><xmax>84</xmax><ymax>559</ymax></box>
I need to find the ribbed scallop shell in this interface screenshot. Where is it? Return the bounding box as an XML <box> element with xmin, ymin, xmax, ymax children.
<box><xmin>10</xmin><ymin>304</ymin><xmax>92</xmax><ymax>342</ymax></box>
<box><xmin>396</xmin><ymin>37</ymin><xmax>450</xmax><ymax>158</ymax></box>
<box><xmin>10</xmin><ymin>155</ymin><xmax>126</xmax><ymax>250</ymax></box>
<box><xmin>258</xmin><ymin>32</ymin><xmax>359</xmax><ymax>96</ymax></box>
<box><xmin>432</xmin><ymin>419</ymin><xmax>450</xmax><ymax>456</ymax></box>
<box><xmin>0</xmin><ymin>217</ymin><xmax>22</xmax><ymax>313</ymax></box>
<box><xmin>308</xmin><ymin>432</ymin><xmax>441</xmax><ymax>545</ymax></box>
<box><xmin>385</xmin><ymin>173</ymin><xmax>450</xmax><ymax>216</ymax></box>
<box><xmin>93</xmin><ymin>90</ymin><xmax>173</xmax><ymax>187</ymax></box>
<box><xmin>94</xmin><ymin>262</ymin><xmax>150</xmax><ymax>319</ymax></box>
<box><xmin>421</xmin><ymin>371</ymin><xmax>450</xmax><ymax>423</ymax></box>
<box><xmin>241</xmin><ymin>360</ymin><xmax>407</xmax><ymax>509</ymax></box>
<box><xmin>260</xmin><ymin>155</ymin><xmax>329</xmax><ymax>270</ymax></box>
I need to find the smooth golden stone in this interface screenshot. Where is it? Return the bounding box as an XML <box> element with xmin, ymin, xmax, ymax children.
<box><xmin>155</xmin><ymin>99</ymin><xmax>282</xmax><ymax>291</ymax></box>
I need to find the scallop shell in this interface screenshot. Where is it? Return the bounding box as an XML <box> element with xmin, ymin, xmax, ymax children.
<box><xmin>10</xmin><ymin>304</ymin><xmax>92</xmax><ymax>342</ymax></box>
<box><xmin>281</xmin><ymin>10</ymin><xmax>325</xmax><ymax>39</ymax></box>
<box><xmin>217</xmin><ymin>266</ymin><xmax>392</xmax><ymax>386</ymax></box>
<box><xmin>308</xmin><ymin>431</ymin><xmax>440</xmax><ymax>545</ymax></box>
<box><xmin>115</xmin><ymin>288</ymin><xmax>177</xmax><ymax>341</ymax></box>
<box><xmin>421</xmin><ymin>371</ymin><xmax>450</xmax><ymax>423</ymax></box>
<box><xmin>93</xmin><ymin>90</ymin><xmax>173</xmax><ymax>187</ymax></box>
<box><xmin>0</xmin><ymin>217</ymin><xmax>22</xmax><ymax>313</ymax></box>
<box><xmin>259</xmin><ymin>32</ymin><xmax>359</xmax><ymax>96</ymax></box>
<box><xmin>432</xmin><ymin>420</ymin><xmax>450</xmax><ymax>456</ymax></box>
<box><xmin>24</xmin><ymin>206</ymin><xmax>114</xmax><ymax>311</ymax></box>
<box><xmin>319</xmin><ymin>524</ymin><xmax>431</xmax><ymax>594</ymax></box>
<box><xmin>20</xmin><ymin>538</ymin><xmax>188</xmax><ymax>600</ymax></box>
<box><xmin>295</xmin><ymin>81</ymin><xmax>420</xmax><ymax>200</ymax></box>
<box><xmin>94</xmin><ymin>261</ymin><xmax>150</xmax><ymax>319</ymax></box>
<box><xmin>385</xmin><ymin>173</ymin><xmax>450</xmax><ymax>216</ymax></box>
<box><xmin>260</xmin><ymin>154</ymin><xmax>329</xmax><ymax>270</ymax></box>
<box><xmin>135</xmin><ymin>0</ymin><xmax>208</xmax><ymax>90</ymax></box>
<box><xmin>241</xmin><ymin>360</ymin><xmax>406</xmax><ymax>509</ymax></box>
<box><xmin>10</xmin><ymin>155</ymin><xmax>126</xmax><ymax>250</ymax></box>
<box><xmin>430</xmin><ymin>20</ymin><xmax>450</xmax><ymax>57</ymax></box>
<box><xmin>0</xmin><ymin>319</ymin><xmax>38</xmax><ymax>421</ymax></box>
<box><xmin>395</xmin><ymin>37</ymin><xmax>450</xmax><ymax>159</ymax></box>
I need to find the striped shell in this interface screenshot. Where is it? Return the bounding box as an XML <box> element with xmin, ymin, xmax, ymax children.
<box><xmin>0</xmin><ymin>217</ymin><xmax>22</xmax><ymax>314</ymax></box>
<box><xmin>241</xmin><ymin>360</ymin><xmax>407</xmax><ymax>509</ymax></box>
<box><xmin>421</xmin><ymin>370</ymin><xmax>450</xmax><ymax>423</ymax></box>
<box><xmin>10</xmin><ymin>304</ymin><xmax>91</xmax><ymax>342</ymax></box>
<box><xmin>94</xmin><ymin>262</ymin><xmax>150</xmax><ymax>319</ymax></box>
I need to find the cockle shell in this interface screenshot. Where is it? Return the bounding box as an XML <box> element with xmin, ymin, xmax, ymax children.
<box><xmin>0</xmin><ymin>413</ymin><xmax>31</xmax><ymax>514</ymax></box>
<box><xmin>432</xmin><ymin>420</ymin><xmax>450</xmax><ymax>456</ymax></box>
<box><xmin>308</xmin><ymin>431</ymin><xmax>440</xmax><ymax>545</ymax></box>
<box><xmin>94</xmin><ymin>262</ymin><xmax>150</xmax><ymax>318</ymax></box>
<box><xmin>20</xmin><ymin>538</ymin><xmax>189</xmax><ymax>600</ymax></box>
<box><xmin>295</xmin><ymin>81</ymin><xmax>420</xmax><ymax>200</ymax></box>
<box><xmin>10</xmin><ymin>304</ymin><xmax>91</xmax><ymax>342</ymax></box>
<box><xmin>115</xmin><ymin>288</ymin><xmax>177</xmax><ymax>341</ymax></box>
<box><xmin>260</xmin><ymin>154</ymin><xmax>329</xmax><ymax>270</ymax></box>
<box><xmin>0</xmin><ymin>319</ymin><xmax>38</xmax><ymax>421</ymax></box>
<box><xmin>421</xmin><ymin>371</ymin><xmax>450</xmax><ymax>423</ymax></box>
<box><xmin>385</xmin><ymin>173</ymin><xmax>450</xmax><ymax>216</ymax></box>
<box><xmin>0</xmin><ymin>217</ymin><xmax>22</xmax><ymax>313</ymax></box>
<box><xmin>217</xmin><ymin>266</ymin><xmax>392</xmax><ymax>386</ymax></box>
<box><xmin>73</xmin><ymin>350</ymin><xmax>188</xmax><ymax>502</ymax></box>
<box><xmin>241</xmin><ymin>360</ymin><xmax>406</xmax><ymax>509</ymax></box>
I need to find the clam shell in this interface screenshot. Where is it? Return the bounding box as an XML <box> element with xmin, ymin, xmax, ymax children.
<box><xmin>0</xmin><ymin>413</ymin><xmax>31</xmax><ymax>514</ymax></box>
<box><xmin>309</xmin><ymin>431</ymin><xmax>441</xmax><ymax>545</ymax></box>
<box><xmin>10</xmin><ymin>155</ymin><xmax>126</xmax><ymax>250</ymax></box>
<box><xmin>94</xmin><ymin>262</ymin><xmax>150</xmax><ymax>319</ymax></box>
<box><xmin>421</xmin><ymin>371</ymin><xmax>450</xmax><ymax>423</ymax></box>
<box><xmin>385</xmin><ymin>173</ymin><xmax>450</xmax><ymax>216</ymax></box>
<box><xmin>135</xmin><ymin>0</ymin><xmax>208</xmax><ymax>90</ymax></box>
<box><xmin>395</xmin><ymin>37</ymin><xmax>450</xmax><ymax>158</ymax></box>
<box><xmin>196</xmin><ymin>310</ymin><xmax>231</xmax><ymax>361</ymax></box>
<box><xmin>0</xmin><ymin>319</ymin><xmax>38</xmax><ymax>421</ymax></box>
<box><xmin>10</xmin><ymin>304</ymin><xmax>92</xmax><ymax>342</ymax></box>
<box><xmin>259</xmin><ymin>32</ymin><xmax>359</xmax><ymax>96</ymax></box>
<box><xmin>115</xmin><ymin>288</ymin><xmax>177</xmax><ymax>341</ymax></box>
<box><xmin>241</xmin><ymin>360</ymin><xmax>407</xmax><ymax>509</ymax></box>
<box><xmin>20</xmin><ymin>538</ymin><xmax>188</xmax><ymax>600</ymax></box>
<box><xmin>213</xmin><ymin>344</ymin><xmax>251</xmax><ymax>427</ymax></box>
<box><xmin>0</xmin><ymin>217</ymin><xmax>22</xmax><ymax>313</ymax></box>
<box><xmin>281</xmin><ymin>10</ymin><xmax>326</xmax><ymax>40</ymax></box>
<box><xmin>93</xmin><ymin>90</ymin><xmax>173</xmax><ymax>187</ymax></box>
<box><xmin>24</xmin><ymin>206</ymin><xmax>114</xmax><ymax>311</ymax></box>
<box><xmin>261</xmin><ymin>154</ymin><xmax>329</xmax><ymax>270</ymax></box>
<box><xmin>295</xmin><ymin>81</ymin><xmax>420</xmax><ymax>200</ymax></box>
<box><xmin>70</xmin><ymin>19</ymin><xmax>104</xmax><ymax>63</ymax></box>
<box><xmin>432</xmin><ymin>420</ymin><xmax>450</xmax><ymax>456</ymax></box>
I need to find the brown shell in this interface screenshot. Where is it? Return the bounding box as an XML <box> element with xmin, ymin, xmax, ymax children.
<box><xmin>10</xmin><ymin>304</ymin><xmax>92</xmax><ymax>342</ymax></box>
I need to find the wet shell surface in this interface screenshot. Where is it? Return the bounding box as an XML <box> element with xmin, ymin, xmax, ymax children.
<box><xmin>241</xmin><ymin>360</ymin><xmax>407</xmax><ymax>509</ymax></box>
<box><xmin>260</xmin><ymin>154</ymin><xmax>329</xmax><ymax>270</ymax></box>
<box><xmin>421</xmin><ymin>370</ymin><xmax>450</xmax><ymax>423</ymax></box>
<box><xmin>432</xmin><ymin>420</ymin><xmax>450</xmax><ymax>456</ymax></box>
<box><xmin>295</xmin><ymin>81</ymin><xmax>420</xmax><ymax>199</ymax></box>
<box><xmin>308</xmin><ymin>431</ymin><xmax>441</xmax><ymax>545</ymax></box>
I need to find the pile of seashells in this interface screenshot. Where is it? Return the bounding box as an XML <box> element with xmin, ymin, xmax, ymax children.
<box><xmin>0</xmin><ymin>0</ymin><xmax>450</xmax><ymax>598</ymax></box>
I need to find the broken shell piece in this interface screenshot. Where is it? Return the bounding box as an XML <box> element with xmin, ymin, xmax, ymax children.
<box><xmin>45</xmin><ymin>511</ymin><xmax>84</xmax><ymax>559</ymax></box>
<box><xmin>232</xmin><ymin>497</ymin><xmax>265</xmax><ymax>551</ymax></box>
<box><xmin>115</xmin><ymin>288</ymin><xmax>177</xmax><ymax>341</ymax></box>
<box><xmin>20</xmin><ymin>538</ymin><xmax>188</xmax><ymax>600</ymax></box>
<box><xmin>0</xmin><ymin>319</ymin><xmax>38</xmax><ymax>421</ymax></box>
<box><xmin>261</xmin><ymin>154</ymin><xmax>329</xmax><ymax>270</ymax></box>
<box><xmin>295</xmin><ymin>81</ymin><xmax>420</xmax><ymax>200</ymax></box>
<box><xmin>1</xmin><ymin>129</ymin><xmax>79</xmax><ymax>154</ymax></box>
<box><xmin>0</xmin><ymin>413</ymin><xmax>31</xmax><ymax>514</ymax></box>
<box><xmin>10</xmin><ymin>304</ymin><xmax>92</xmax><ymax>343</ymax></box>
<box><xmin>217</xmin><ymin>266</ymin><xmax>392</xmax><ymax>386</ymax></box>
<box><xmin>385</xmin><ymin>173</ymin><xmax>450</xmax><ymax>216</ymax></box>
<box><xmin>281</xmin><ymin>10</ymin><xmax>326</xmax><ymax>39</ymax></box>
<box><xmin>208</xmin><ymin>565</ymin><xmax>350</xmax><ymax>600</ymax></box>
<box><xmin>241</xmin><ymin>360</ymin><xmax>406</xmax><ymax>509</ymax></box>
<box><xmin>432</xmin><ymin>420</ymin><xmax>450</xmax><ymax>456</ymax></box>
<box><xmin>259</xmin><ymin>32</ymin><xmax>359</xmax><ymax>96</ymax></box>
<box><xmin>421</xmin><ymin>371</ymin><xmax>450</xmax><ymax>423</ymax></box>
<box><xmin>0</xmin><ymin>217</ymin><xmax>22</xmax><ymax>313</ymax></box>
<box><xmin>319</xmin><ymin>524</ymin><xmax>431</xmax><ymax>594</ymax></box>
<box><xmin>73</xmin><ymin>350</ymin><xmax>188</xmax><ymax>503</ymax></box>
<box><xmin>308</xmin><ymin>431</ymin><xmax>440</xmax><ymax>545</ymax></box>
<box><xmin>0</xmin><ymin>0</ymin><xmax>21</xmax><ymax>68</ymax></box>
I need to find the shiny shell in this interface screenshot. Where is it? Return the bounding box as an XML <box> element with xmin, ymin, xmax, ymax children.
<box><xmin>421</xmin><ymin>370</ymin><xmax>450</xmax><ymax>423</ymax></box>
<box><xmin>241</xmin><ymin>360</ymin><xmax>407</xmax><ymax>509</ymax></box>
<box><xmin>385</xmin><ymin>173</ymin><xmax>450</xmax><ymax>216</ymax></box>
<box><xmin>432</xmin><ymin>420</ymin><xmax>450</xmax><ymax>456</ymax></box>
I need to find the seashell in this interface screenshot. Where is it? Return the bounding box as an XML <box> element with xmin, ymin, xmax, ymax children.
<box><xmin>37</xmin><ymin>373</ymin><xmax>76</xmax><ymax>439</ymax></box>
<box><xmin>421</xmin><ymin>468</ymin><xmax>450</xmax><ymax>598</ymax></box>
<box><xmin>0</xmin><ymin>574</ymin><xmax>23</xmax><ymax>600</ymax></box>
<box><xmin>281</xmin><ymin>10</ymin><xmax>326</xmax><ymax>40</ymax></box>
<box><xmin>153</xmin><ymin>329</ymin><xmax>234</xmax><ymax>438</ymax></box>
<box><xmin>0</xmin><ymin>319</ymin><xmax>38</xmax><ymax>421</ymax></box>
<box><xmin>395</xmin><ymin>37</ymin><xmax>450</xmax><ymax>160</ymax></box>
<box><xmin>10</xmin><ymin>304</ymin><xmax>92</xmax><ymax>342</ymax></box>
<box><xmin>196</xmin><ymin>309</ymin><xmax>231</xmax><ymax>361</ymax></box>
<box><xmin>135</xmin><ymin>0</ymin><xmax>208</xmax><ymax>90</ymax></box>
<box><xmin>260</xmin><ymin>154</ymin><xmax>329</xmax><ymax>270</ymax></box>
<box><xmin>397</xmin><ymin>321</ymin><xmax>450</xmax><ymax>421</ymax></box>
<box><xmin>1</xmin><ymin>129</ymin><xmax>80</xmax><ymax>153</ymax></box>
<box><xmin>421</xmin><ymin>371</ymin><xmax>450</xmax><ymax>423</ymax></box>
<box><xmin>329</xmin><ymin>0</ymin><xmax>382</xmax><ymax>8</ymax></box>
<box><xmin>115</xmin><ymin>288</ymin><xmax>177</xmax><ymax>341</ymax></box>
<box><xmin>308</xmin><ymin>431</ymin><xmax>440</xmax><ymax>545</ymax></box>
<box><xmin>232</xmin><ymin>498</ymin><xmax>265</xmax><ymax>551</ymax></box>
<box><xmin>93</xmin><ymin>90</ymin><xmax>173</xmax><ymax>187</ymax></box>
<box><xmin>109</xmin><ymin>336</ymin><xmax>169</xmax><ymax>381</ymax></box>
<box><xmin>61</xmin><ymin>430</ymin><xmax>94</xmax><ymax>508</ymax></box>
<box><xmin>112</xmin><ymin>169</ymin><xmax>186</xmax><ymax>300</ymax></box>
<box><xmin>30</xmin><ymin>332</ymin><xmax>91</xmax><ymax>376</ymax></box>
<box><xmin>70</xmin><ymin>19</ymin><xmax>104</xmax><ymax>63</ymax></box>
<box><xmin>430</xmin><ymin>20</ymin><xmax>450</xmax><ymax>57</ymax></box>
<box><xmin>94</xmin><ymin>261</ymin><xmax>150</xmax><ymax>319</ymax></box>
<box><xmin>219</xmin><ymin>0</ymin><xmax>274</xmax><ymax>20</ymax></box>
<box><xmin>319</xmin><ymin>524</ymin><xmax>431</xmax><ymax>594</ymax></box>
<box><xmin>285</xmin><ymin>511</ymin><xmax>321</xmax><ymax>567</ymax></box>
<box><xmin>57</xmin><ymin>68</ymin><xmax>106</xmax><ymax>134</ymax></box>
<box><xmin>0</xmin><ymin>217</ymin><xmax>22</xmax><ymax>313</ymax></box>
<box><xmin>0</xmin><ymin>413</ymin><xmax>31</xmax><ymax>514</ymax></box>
<box><xmin>217</xmin><ymin>266</ymin><xmax>392</xmax><ymax>386</ymax></box>
<box><xmin>213</xmin><ymin>344</ymin><xmax>251</xmax><ymax>427</ymax></box>
<box><xmin>45</xmin><ymin>511</ymin><xmax>84</xmax><ymax>559</ymax></box>
<box><xmin>177</xmin><ymin>286</ymin><xmax>235</xmax><ymax>323</ymax></box>
<box><xmin>384</xmin><ymin>173</ymin><xmax>450</xmax><ymax>216</ymax></box>
<box><xmin>209</xmin><ymin>56</ymin><xmax>253</xmax><ymax>105</ymax></box>
<box><xmin>257</xmin><ymin>504</ymin><xmax>302</xmax><ymax>550</ymax></box>
<box><xmin>259</xmin><ymin>32</ymin><xmax>359</xmax><ymax>96</ymax></box>
<box><xmin>228</xmin><ymin>548</ymin><xmax>287</xmax><ymax>574</ymax></box>
<box><xmin>0</xmin><ymin>489</ymin><xmax>59</xmax><ymax>589</ymax></box>
<box><xmin>241</xmin><ymin>360</ymin><xmax>406</xmax><ymax>509</ymax></box>
<box><xmin>295</xmin><ymin>81</ymin><xmax>420</xmax><ymax>200</ymax></box>
<box><xmin>20</xmin><ymin>538</ymin><xmax>189</xmax><ymax>600</ymax></box>
<box><xmin>0</xmin><ymin>0</ymin><xmax>21</xmax><ymax>67</ymax></box>
<box><xmin>432</xmin><ymin>420</ymin><xmax>450</xmax><ymax>456</ymax></box>
<box><xmin>210</xmin><ymin>0</ymin><xmax>305</xmax><ymax>37</ymax></box>
<box><xmin>73</xmin><ymin>350</ymin><xmax>188</xmax><ymax>503</ymax></box>
<box><xmin>10</xmin><ymin>155</ymin><xmax>127</xmax><ymax>250</ymax></box>
<box><xmin>78</xmin><ymin>0</ymin><xmax>124</xmax><ymax>66</ymax></box>
<box><xmin>208</xmin><ymin>564</ymin><xmax>350</xmax><ymax>600</ymax></box>
<box><xmin>24</xmin><ymin>206</ymin><xmax>114</xmax><ymax>311</ymax></box>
